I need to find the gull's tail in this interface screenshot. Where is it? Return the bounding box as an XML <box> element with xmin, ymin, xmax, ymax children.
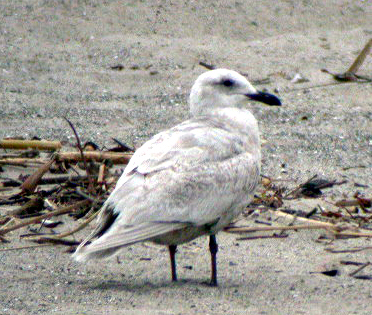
<box><xmin>72</xmin><ymin>214</ymin><xmax>186</xmax><ymax>262</ymax></box>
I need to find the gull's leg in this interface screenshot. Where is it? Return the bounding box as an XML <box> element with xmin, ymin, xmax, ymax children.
<box><xmin>209</xmin><ymin>234</ymin><xmax>218</xmax><ymax>286</ymax></box>
<box><xmin>168</xmin><ymin>245</ymin><xmax>178</xmax><ymax>282</ymax></box>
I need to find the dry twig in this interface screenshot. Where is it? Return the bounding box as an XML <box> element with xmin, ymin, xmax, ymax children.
<box><xmin>64</xmin><ymin>117</ymin><xmax>96</xmax><ymax>194</ymax></box>
<box><xmin>56</xmin><ymin>151</ymin><xmax>132</xmax><ymax>164</ymax></box>
<box><xmin>0</xmin><ymin>199</ymin><xmax>91</xmax><ymax>236</ymax></box>
<box><xmin>271</xmin><ymin>210</ymin><xmax>336</xmax><ymax>227</ymax></box>
<box><xmin>224</xmin><ymin>223</ymin><xmax>335</xmax><ymax>234</ymax></box>
<box><xmin>21</xmin><ymin>156</ymin><xmax>56</xmax><ymax>193</ymax></box>
<box><xmin>284</xmin><ymin>174</ymin><xmax>317</xmax><ymax>199</ymax></box>
<box><xmin>321</xmin><ymin>38</ymin><xmax>372</xmax><ymax>82</ymax></box>
<box><xmin>0</xmin><ymin>139</ymin><xmax>62</xmax><ymax>151</ymax></box>
<box><xmin>349</xmin><ymin>262</ymin><xmax>371</xmax><ymax>277</ymax></box>
<box><xmin>236</xmin><ymin>234</ymin><xmax>288</xmax><ymax>241</ymax></box>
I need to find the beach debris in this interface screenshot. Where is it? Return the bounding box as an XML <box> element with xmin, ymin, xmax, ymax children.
<box><xmin>348</xmin><ymin>261</ymin><xmax>372</xmax><ymax>280</ymax></box>
<box><xmin>321</xmin><ymin>38</ymin><xmax>372</xmax><ymax>82</ymax></box>
<box><xmin>0</xmin><ymin>139</ymin><xmax>62</xmax><ymax>151</ymax></box>
<box><xmin>0</xmin><ymin>133</ymin><xmax>133</xmax><ymax>248</ymax></box>
<box><xmin>0</xmin><ymin>132</ymin><xmax>371</xmax><ymax>279</ymax></box>
<box><xmin>110</xmin><ymin>138</ymin><xmax>135</xmax><ymax>152</ymax></box>
<box><xmin>110</xmin><ymin>64</ymin><xmax>124</xmax><ymax>71</ymax></box>
<box><xmin>284</xmin><ymin>175</ymin><xmax>347</xmax><ymax>199</ymax></box>
<box><xmin>290</xmin><ymin>73</ymin><xmax>309</xmax><ymax>84</ymax></box>
<box><xmin>199</xmin><ymin>61</ymin><xmax>215</xmax><ymax>70</ymax></box>
<box><xmin>335</xmin><ymin>194</ymin><xmax>371</xmax><ymax>211</ymax></box>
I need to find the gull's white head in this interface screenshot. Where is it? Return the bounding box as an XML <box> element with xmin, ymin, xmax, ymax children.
<box><xmin>189</xmin><ymin>69</ymin><xmax>281</xmax><ymax>116</ymax></box>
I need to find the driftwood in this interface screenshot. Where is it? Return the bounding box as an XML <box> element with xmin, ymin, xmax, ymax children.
<box><xmin>224</xmin><ymin>223</ymin><xmax>336</xmax><ymax>234</ymax></box>
<box><xmin>1</xmin><ymin>133</ymin><xmax>371</xmax><ymax>260</ymax></box>
<box><xmin>349</xmin><ymin>262</ymin><xmax>371</xmax><ymax>277</ymax></box>
<box><xmin>0</xmin><ymin>136</ymin><xmax>132</xmax><ymax>248</ymax></box>
<box><xmin>0</xmin><ymin>139</ymin><xmax>62</xmax><ymax>151</ymax></box>
<box><xmin>0</xmin><ymin>200</ymin><xmax>91</xmax><ymax>236</ymax></box>
<box><xmin>56</xmin><ymin>151</ymin><xmax>132</xmax><ymax>164</ymax></box>
<box><xmin>333</xmin><ymin>231</ymin><xmax>372</xmax><ymax>238</ymax></box>
<box><xmin>64</xmin><ymin>117</ymin><xmax>96</xmax><ymax>195</ymax></box>
<box><xmin>97</xmin><ymin>164</ymin><xmax>106</xmax><ymax>184</ymax></box>
<box><xmin>0</xmin><ymin>132</ymin><xmax>134</xmax><ymax>251</ymax></box>
<box><xmin>0</xmin><ymin>158</ymin><xmax>46</xmax><ymax>166</ymax></box>
<box><xmin>225</xmin><ymin>218</ymin><xmax>372</xmax><ymax>239</ymax></box>
<box><xmin>0</xmin><ymin>151</ymin><xmax>133</xmax><ymax>166</ymax></box>
<box><xmin>6</xmin><ymin>197</ymin><xmax>44</xmax><ymax>217</ymax></box>
<box><xmin>271</xmin><ymin>210</ymin><xmax>336</xmax><ymax>227</ymax></box>
<box><xmin>321</xmin><ymin>38</ymin><xmax>372</xmax><ymax>82</ymax></box>
<box><xmin>21</xmin><ymin>156</ymin><xmax>56</xmax><ymax>193</ymax></box>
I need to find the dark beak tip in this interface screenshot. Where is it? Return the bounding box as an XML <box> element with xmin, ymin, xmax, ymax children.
<box><xmin>247</xmin><ymin>91</ymin><xmax>282</xmax><ymax>106</ymax></box>
<box><xmin>272</xmin><ymin>97</ymin><xmax>282</xmax><ymax>106</ymax></box>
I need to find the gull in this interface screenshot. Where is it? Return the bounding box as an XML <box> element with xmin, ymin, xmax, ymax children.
<box><xmin>73</xmin><ymin>69</ymin><xmax>281</xmax><ymax>286</ymax></box>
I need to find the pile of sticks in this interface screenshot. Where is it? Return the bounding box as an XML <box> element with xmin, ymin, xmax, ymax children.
<box><xmin>0</xmin><ymin>137</ymin><xmax>133</xmax><ymax>248</ymax></box>
<box><xmin>0</xmin><ymin>137</ymin><xmax>371</xmax><ymax>253</ymax></box>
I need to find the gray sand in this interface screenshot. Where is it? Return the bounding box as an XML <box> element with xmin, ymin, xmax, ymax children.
<box><xmin>1</xmin><ymin>1</ymin><xmax>372</xmax><ymax>314</ymax></box>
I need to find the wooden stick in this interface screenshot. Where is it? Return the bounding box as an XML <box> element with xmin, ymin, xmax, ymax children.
<box><xmin>0</xmin><ymin>139</ymin><xmax>62</xmax><ymax>151</ymax></box>
<box><xmin>320</xmin><ymin>39</ymin><xmax>372</xmax><ymax>82</ymax></box>
<box><xmin>64</xmin><ymin>117</ymin><xmax>96</xmax><ymax>195</ymax></box>
<box><xmin>0</xmin><ymin>158</ymin><xmax>47</xmax><ymax>165</ymax></box>
<box><xmin>199</xmin><ymin>61</ymin><xmax>215</xmax><ymax>70</ymax></box>
<box><xmin>225</xmin><ymin>212</ymin><xmax>372</xmax><ymax>238</ymax></box>
<box><xmin>334</xmin><ymin>231</ymin><xmax>372</xmax><ymax>238</ymax></box>
<box><xmin>224</xmin><ymin>223</ymin><xmax>334</xmax><ymax>234</ymax></box>
<box><xmin>326</xmin><ymin>247</ymin><xmax>372</xmax><ymax>253</ymax></box>
<box><xmin>21</xmin><ymin>208</ymin><xmax>98</xmax><ymax>242</ymax></box>
<box><xmin>290</xmin><ymin>79</ymin><xmax>372</xmax><ymax>92</ymax></box>
<box><xmin>20</xmin><ymin>156</ymin><xmax>55</xmax><ymax>193</ymax></box>
<box><xmin>6</xmin><ymin>197</ymin><xmax>44</xmax><ymax>217</ymax></box>
<box><xmin>0</xmin><ymin>217</ymin><xmax>16</xmax><ymax>229</ymax></box>
<box><xmin>111</xmin><ymin>138</ymin><xmax>135</xmax><ymax>152</ymax></box>
<box><xmin>75</xmin><ymin>187</ymin><xmax>96</xmax><ymax>202</ymax></box>
<box><xmin>56</xmin><ymin>151</ymin><xmax>132</xmax><ymax>164</ymax></box>
<box><xmin>347</xmin><ymin>38</ymin><xmax>372</xmax><ymax>73</ymax></box>
<box><xmin>335</xmin><ymin>199</ymin><xmax>360</xmax><ymax>207</ymax></box>
<box><xmin>38</xmin><ymin>175</ymin><xmax>89</xmax><ymax>185</ymax></box>
<box><xmin>97</xmin><ymin>164</ymin><xmax>106</xmax><ymax>184</ymax></box>
<box><xmin>53</xmin><ymin>209</ymin><xmax>99</xmax><ymax>239</ymax></box>
<box><xmin>283</xmin><ymin>174</ymin><xmax>317</xmax><ymax>199</ymax></box>
<box><xmin>26</xmin><ymin>209</ymin><xmax>100</xmax><ymax>244</ymax></box>
<box><xmin>270</xmin><ymin>210</ymin><xmax>336</xmax><ymax>227</ymax></box>
<box><xmin>0</xmin><ymin>199</ymin><xmax>91</xmax><ymax>236</ymax></box>
<box><xmin>340</xmin><ymin>260</ymin><xmax>368</xmax><ymax>265</ymax></box>
<box><xmin>30</xmin><ymin>236</ymin><xmax>80</xmax><ymax>246</ymax></box>
<box><xmin>349</xmin><ymin>262</ymin><xmax>371</xmax><ymax>277</ymax></box>
<box><xmin>237</xmin><ymin>234</ymin><xmax>288</xmax><ymax>241</ymax></box>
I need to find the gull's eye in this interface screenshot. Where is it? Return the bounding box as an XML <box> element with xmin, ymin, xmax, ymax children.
<box><xmin>222</xmin><ymin>79</ymin><xmax>234</xmax><ymax>87</ymax></box>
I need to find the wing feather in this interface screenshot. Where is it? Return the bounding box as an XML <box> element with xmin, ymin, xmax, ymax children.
<box><xmin>73</xmin><ymin>222</ymin><xmax>187</xmax><ymax>262</ymax></box>
<box><xmin>74</xmin><ymin>108</ymin><xmax>261</xmax><ymax>261</ymax></box>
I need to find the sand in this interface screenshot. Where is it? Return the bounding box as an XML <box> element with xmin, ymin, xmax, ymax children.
<box><xmin>1</xmin><ymin>1</ymin><xmax>372</xmax><ymax>314</ymax></box>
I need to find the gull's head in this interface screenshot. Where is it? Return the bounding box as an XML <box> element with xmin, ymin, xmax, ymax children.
<box><xmin>189</xmin><ymin>69</ymin><xmax>281</xmax><ymax>116</ymax></box>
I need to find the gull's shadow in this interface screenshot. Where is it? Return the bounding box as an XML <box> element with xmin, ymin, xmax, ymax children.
<box><xmin>79</xmin><ymin>277</ymin><xmax>241</xmax><ymax>292</ymax></box>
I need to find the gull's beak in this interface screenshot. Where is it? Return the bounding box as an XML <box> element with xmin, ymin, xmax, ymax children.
<box><xmin>246</xmin><ymin>91</ymin><xmax>281</xmax><ymax>106</ymax></box>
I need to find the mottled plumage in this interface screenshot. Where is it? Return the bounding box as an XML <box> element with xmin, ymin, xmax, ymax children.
<box><xmin>73</xmin><ymin>69</ymin><xmax>281</xmax><ymax>285</ymax></box>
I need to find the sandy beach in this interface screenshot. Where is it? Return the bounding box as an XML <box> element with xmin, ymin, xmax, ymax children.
<box><xmin>1</xmin><ymin>1</ymin><xmax>372</xmax><ymax>314</ymax></box>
